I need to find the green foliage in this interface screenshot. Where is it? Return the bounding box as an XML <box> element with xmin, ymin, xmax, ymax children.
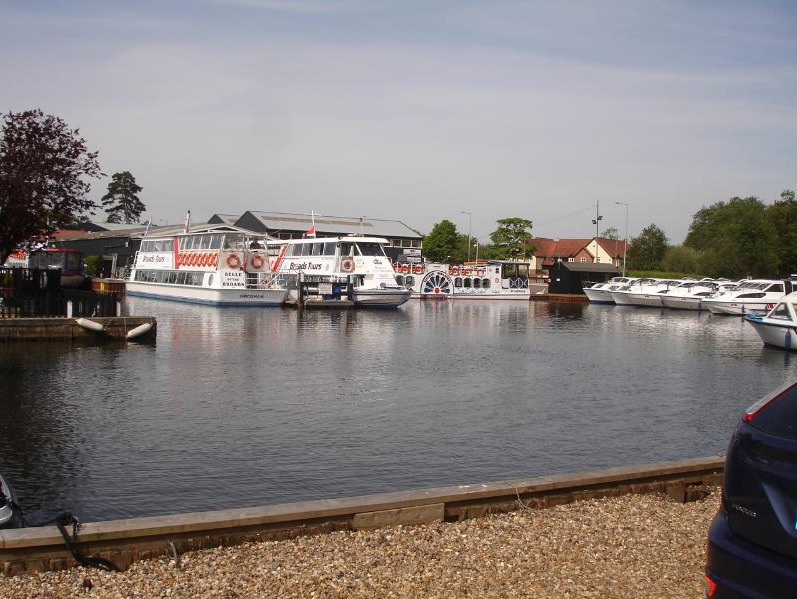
<box><xmin>627</xmin><ymin>224</ymin><xmax>668</xmax><ymax>271</ymax></box>
<box><xmin>767</xmin><ymin>189</ymin><xmax>797</xmax><ymax>277</ymax></box>
<box><xmin>627</xmin><ymin>269</ymin><xmax>694</xmax><ymax>279</ymax></box>
<box><xmin>685</xmin><ymin>196</ymin><xmax>779</xmax><ymax>278</ymax></box>
<box><xmin>660</xmin><ymin>245</ymin><xmax>702</xmax><ymax>275</ymax></box>
<box><xmin>0</xmin><ymin>109</ymin><xmax>101</xmax><ymax>263</ymax></box>
<box><xmin>84</xmin><ymin>255</ymin><xmax>101</xmax><ymax>277</ymax></box>
<box><xmin>423</xmin><ymin>219</ymin><xmax>460</xmax><ymax>262</ymax></box>
<box><xmin>601</xmin><ymin>226</ymin><xmax>620</xmax><ymax>240</ymax></box>
<box><xmin>489</xmin><ymin>217</ymin><xmax>534</xmax><ymax>260</ymax></box>
<box><xmin>101</xmin><ymin>171</ymin><xmax>145</xmax><ymax>224</ymax></box>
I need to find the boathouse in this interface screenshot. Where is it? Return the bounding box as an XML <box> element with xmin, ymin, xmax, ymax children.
<box><xmin>545</xmin><ymin>262</ymin><xmax>620</xmax><ymax>295</ymax></box>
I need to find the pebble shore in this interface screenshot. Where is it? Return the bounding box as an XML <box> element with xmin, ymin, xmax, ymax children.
<box><xmin>0</xmin><ymin>489</ymin><xmax>719</xmax><ymax>598</ymax></box>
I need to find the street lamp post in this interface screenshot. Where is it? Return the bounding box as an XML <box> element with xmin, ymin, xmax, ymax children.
<box><xmin>615</xmin><ymin>201</ymin><xmax>629</xmax><ymax>275</ymax></box>
<box><xmin>591</xmin><ymin>202</ymin><xmax>603</xmax><ymax>263</ymax></box>
<box><xmin>461</xmin><ymin>211</ymin><xmax>472</xmax><ymax>263</ymax></box>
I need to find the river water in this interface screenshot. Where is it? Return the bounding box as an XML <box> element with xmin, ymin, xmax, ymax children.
<box><xmin>1</xmin><ymin>298</ymin><xmax>795</xmax><ymax>523</ymax></box>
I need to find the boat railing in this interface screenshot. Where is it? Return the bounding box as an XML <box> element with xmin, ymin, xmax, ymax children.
<box><xmin>508</xmin><ymin>277</ymin><xmax>529</xmax><ymax>289</ymax></box>
<box><xmin>246</xmin><ymin>272</ymin><xmax>295</xmax><ymax>290</ymax></box>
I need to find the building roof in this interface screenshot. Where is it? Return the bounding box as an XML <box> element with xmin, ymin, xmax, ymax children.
<box><xmin>531</xmin><ymin>237</ymin><xmax>593</xmax><ymax>258</ymax></box>
<box><xmin>595</xmin><ymin>237</ymin><xmax>630</xmax><ymax>259</ymax></box>
<box><xmin>207</xmin><ymin>214</ymin><xmax>241</xmax><ymax>225</ymax></box>
<box><xmin>236</xmin><ymin>211</ymin><xmax>423</xmax><ymax>239</ymax></box>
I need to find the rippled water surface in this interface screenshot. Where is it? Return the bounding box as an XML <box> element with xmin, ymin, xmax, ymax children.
<box><xmin>1</xmin><ymin>298</ymin><xmax>795</xmax><ymax>522</ymax></box>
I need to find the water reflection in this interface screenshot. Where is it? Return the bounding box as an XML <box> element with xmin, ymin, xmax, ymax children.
<box><xmin>0</xmin><ymin>298</ymin><xmax>795</xmax><ymax>522</ymax></box>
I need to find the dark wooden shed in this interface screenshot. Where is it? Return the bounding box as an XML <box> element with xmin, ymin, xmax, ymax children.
<box><xmin>545</xmin><ymin>262</ymin><xmax>620</xmax><ymax>294</ymax></box>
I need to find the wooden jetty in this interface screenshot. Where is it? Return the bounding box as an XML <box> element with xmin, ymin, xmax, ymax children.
<box><xmin>0</xmin><ymin>316</ymin><xmax>156</xmax><ymax>342</ymax></box>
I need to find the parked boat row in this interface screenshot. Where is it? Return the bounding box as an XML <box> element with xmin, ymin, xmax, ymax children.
<box><xmin>585</xmin><ymin>277</ymin><xmax>792</xmax><ymax>315</ymax></box>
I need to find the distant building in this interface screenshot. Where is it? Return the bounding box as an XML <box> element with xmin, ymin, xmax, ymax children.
<box><xmin>531</xmin><ymin>237</ymin><xmax>629</xmax><ymax>271</ymax></box>
<box><xmin>545</xmin><ymin>262</ymin><xmax>620</xmax><ymax>295</ymax></box>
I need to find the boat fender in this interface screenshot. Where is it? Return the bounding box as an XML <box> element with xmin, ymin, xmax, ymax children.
<box><xmin>75</xmin><ymin>318</ymin><xmax>105</xmax><ymax>333</ymax></box>
<box><xmin>126</xmin><ymin>322</ymin><xmax>153</xmax><ymax>340</ymax></box>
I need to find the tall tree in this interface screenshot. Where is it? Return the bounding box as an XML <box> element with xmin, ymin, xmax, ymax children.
<box><xmin>627</xmin><ymin>224</ymin><xmax>668</xmax><ymax>270</ymax></box>
<box><xmin>0</xmin><ymin>109</ymin><xmax>101</xmax><ymax>263</ymax></box>
<box><xmin>101</xmin><ymin>171</ymin><xmax>145</xmax><ymax>224</ymax></box>
<box><xmin>489</xmin><ymin>217</ymin><xmax>534</xmax><ymax>259</ymax></box>
<box><xmin>767</xmin><ymin>189</ymin><xmax>797</xmax><ymax>277</ymax></box>
<box><xmin>423</xmin><ymin>219</ymin><xmax>460</xmax><ymax>262</ymax></box>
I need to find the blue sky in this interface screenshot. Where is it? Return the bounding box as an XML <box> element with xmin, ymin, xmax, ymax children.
<box><xmin>2</xmin><ymin>0</ymin><xmax>794</xmax><ymax>242</ymax></box>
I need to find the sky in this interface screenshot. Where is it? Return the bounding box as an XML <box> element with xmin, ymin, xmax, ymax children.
<box><xmin>1</xmin><ymin>0</ymin><xmax>795</xmax><ymax>243</ymax></box>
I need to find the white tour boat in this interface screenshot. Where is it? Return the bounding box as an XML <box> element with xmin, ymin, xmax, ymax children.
<box><xmin>269</xmin><ymin>236</ymin><xmax>411</xmax><ymax>308</ymax></box>
<box><xmin>127</xmin><ymin>230</ymin><xmax>290</xmax><ymax>306</ymax></box>
<box><xmin>583</xmin><ymin>277</ymin><xmax>637</xmax><ymax>304</ymax></box>
<box><xmin>393</xmin><ymin>260</ymin><xmax>544</xmax><ymax>300</ymax></box>
<box><xmin>702</xmin><ymin>280</ymin><xmax>786</xmax><ymax>316</ymax></box>
<box><xmin>745</xmin><ymin>293</ymin><xmax>797</xmax><ymax>351</ymax></box>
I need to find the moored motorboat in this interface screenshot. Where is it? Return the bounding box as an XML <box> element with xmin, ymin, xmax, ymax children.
<box><xmin>610</xmin><ymin>278</ymin><xmax>664</xmax><ymax>306</ymax></box>
<box><xmin>702</xmin><ymin>280</ymin><xmax>787</xmax><ymax>316</ymax></box>
<box><xmin>0</xmin><ymin>474</ymin><xmax>22</xmax><ymax>530</ymax></box>
<box><xmin>128</xmin><ymin>229</ymin><xmax>290</xmax><ymax>306</ymax></box>
<box><xmin>583</xmin><ymin>277</ymin><xmax>637</xmax><ymax>304</ymax></box>
<box><xmin>270</xmin><ymin>236</ymin><xmax>411</xmax><ymax>308</ymax></box>
<box><xmin>745</xmin><ymin>293</ymin><xmax>797</xmax><ymax>350</ymax></box>
<box><xmin>660</xmin><ymin>279</ymin><xmax>727</xmax><ymax>311</ymax></box>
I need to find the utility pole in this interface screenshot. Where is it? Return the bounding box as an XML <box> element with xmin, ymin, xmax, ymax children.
<box><xmin>461</xmin><ymin>211</ymin><xmax>472</xmax><ymax>262</ymax></box>
<box><xmin>591</xmin><ymin>202</ymin><xmax>602</xmax><ymax>263</ymax></box>
<box><xmin>615</xmin><ymin>201</ymin><xmax>629</xmax><ymax>275</ymax></box>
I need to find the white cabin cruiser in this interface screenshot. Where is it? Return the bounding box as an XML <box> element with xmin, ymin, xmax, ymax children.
<box><xmin>270</xmin><ymin>236</ymin><xmax>411</xmax><ymax>308</ymax></box>
<box><xmin>624</xmin><ymin>279</ymin><xmax>681</xmax><ymax>307</ymax></box>
<box><xmin>702</xmin><ymin>280</ymin><xmax>786</xmax><ymax>316</ymax></box>
<box><xmin>583</xmin><ymin>277</ymin><xmax>637</xmax><ymax>304</ymax></box>
<box><xmin>745</xmin><ymin>293</ymin><xmax>797</xmax><ymax>351</ymax></box>
<box><xmin>610</xmin><ymin>279</ymin><xmax>664</xmax><ymax>306</ymax></box>
<box><xmin>128</xmin><ymin>230</ymin><xmax>290</xmax><ymax>306</ymax></box>
<box><xmin>660</xmin><ymin>279</ymin><xmax>726</xmax><ymax>311</ymax></box>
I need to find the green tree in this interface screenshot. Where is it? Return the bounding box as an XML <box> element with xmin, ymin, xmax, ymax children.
<box><xmin>627</xmin><ymin>224</ymin><xmax>668</xmax><ymax>270</ymax></box>
<box><xmin>423</xmin><ymin>219</ymin><xmax>460</xmax><ymax>262</ymax></box>
<box><xmin>660</xmin><ymin>245</ymin><xmax>701</xmax><ymax>275</ymax></box>
<box><xmin>685</xmin><ymin>196</ymin><xmax>778</xmax><ymax>278</ymax></box>
<box><xmin>601</xmin><ymin>226</ymin><xmax>620</xmax><ymax>240</ymax></box>
<box><xmin>489</xmin><ymin>217</ymin><xmax>534</xmax><ymax>259</ymax></box>
<box><xmin>101</xmin><ymin>171</ymin><xmax>145</xmax><ymax>224</ymax></box>
<box><xmin>0</xmin><ymin>109</ymin><xmax>101</xmax><ymax>263</ymax></box>
<box><xmin>767</xmin><ymin>189</ymin><xmax>797</xmax><ymax>277</ymax></box>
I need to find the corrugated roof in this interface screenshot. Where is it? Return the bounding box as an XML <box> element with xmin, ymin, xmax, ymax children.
<box><xmin>207</xmin><ymin>214</ymin><xmax>241</xmax><ymax>225</ymax></box>
<box><xmin>240</xmin><ymin>211</ymin><xmax>422</xmax><ymax>238</ymax></box>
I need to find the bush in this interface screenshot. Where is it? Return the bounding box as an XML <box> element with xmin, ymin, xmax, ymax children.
<box><xmin>84</xmin><ymin>255</ymin><xmax>101</xmax><ymax>277</ymax></box>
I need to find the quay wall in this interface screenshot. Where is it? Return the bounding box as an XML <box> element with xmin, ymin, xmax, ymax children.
<box><xmin>0</xmin><ymin>456</ymin><xmax>724</xmax><ymax>576</ymax></box>
<box><xmin>0</xmin><ymin>317</ymin><xmax>156</xmax><ymax>342</ymax></box>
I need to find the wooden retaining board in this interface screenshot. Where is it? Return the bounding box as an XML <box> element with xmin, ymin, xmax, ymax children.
<box><xmin>0</xmin><ymin>456</ymin><xmax>724</xmax><ymax>576</ymax></box>
<box><xmin>0</xmin><ymin>317</ymin><xmax>156</xmax><ymax>342</ymax></box>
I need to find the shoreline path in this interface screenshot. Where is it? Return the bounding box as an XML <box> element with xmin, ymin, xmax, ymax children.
<box><xmin>1</xmin><ymin>490</ymin><xmax>718</xmax><ymax>598</ymax></box>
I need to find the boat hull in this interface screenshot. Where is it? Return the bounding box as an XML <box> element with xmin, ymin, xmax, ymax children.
<box><xmin>126</xmin><ymin>282</ymin><xmax>287</xmax><ymax>306</ymax></box>
<box><xmin>660</xmin><ymin>296</ymin><xmax>705</xmax><ymax>311</ymax></box>
<box><xmin>584</xmin><ymin>288</ymin><xmax>615</xmax><ymax>304</ymax></box>
<box><xmin>745</xmin><ymin>317</ymin><xmax>797</xmax><ymax>350</ymax></box>
<box><xmin>352</xmin><ymin>288</ymin><xmax>411</xmax><ymax>308</ymax></box>
<box><xmin>704</xmin><ymin>301</ymin><xmax>772</xmax><ymax>316</ymax></box>
<box><xmin>625</xmin><ymin>293</ymin><xmax>666</xmax><ymax>307</ymax></box>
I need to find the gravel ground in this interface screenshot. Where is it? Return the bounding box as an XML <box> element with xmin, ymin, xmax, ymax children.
<box><xmin>0</xmin><ymin>489</ymin><xmax>719</xmax><ymax>598</ymax></box>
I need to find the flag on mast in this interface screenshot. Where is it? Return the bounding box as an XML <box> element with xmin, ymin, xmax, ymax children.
<box><xmin>305</xmin><ymin>211</ymin><xmax>316</xmax><ymax>237</ymax></box>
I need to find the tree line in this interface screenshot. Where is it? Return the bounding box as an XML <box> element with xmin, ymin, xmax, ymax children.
<box><xmin>1</xmin><ymin>109</ymin><xmax>146</xmax><ymax>263</ymax></box>
<box><xmin>627</xmin><ymin>190</ymin><xmax>796</xmax><ymax>278</ymax></box>
<box><xmin>422</xmin><ymin>217</ymin><xmax>534</xmax><ymax>263</ymax></box>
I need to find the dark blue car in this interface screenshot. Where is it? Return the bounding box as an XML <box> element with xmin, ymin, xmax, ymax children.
<box><xmin>706</xmin><ymin>380</ymin><xmax>797</xmax><ymax>598</ymax></box>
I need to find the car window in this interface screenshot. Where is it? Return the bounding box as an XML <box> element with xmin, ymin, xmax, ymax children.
<box><xmin>750</xmin><ymin>385</ymin><xmax>797</xmax><ymax>440</ymax></box>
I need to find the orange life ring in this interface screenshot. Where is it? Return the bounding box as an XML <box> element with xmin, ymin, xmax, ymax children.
<box><xmin>398</xmin><ymin>264</ymin><xmax>409</xmax><ymax>273</ymax></box>
<box><xmin>199</xmin><ymin>253</ymin><xmax>207</xmax><ymax>267</ymax></box>
<box><xmin>449</xmin><ymin>267</ymin><xmax>459</xmax><ymax>276</ymax></box>
<box><xmin>226</xmin><ymin>253</ymin><xmax>241</xmax><ymax>269</ymax></box>
<box><xmin>210</xmin><ymin>254</ymin><xmax>218</xmax><ymax>268</ymax></box>
<box><xmin>251</xmin><ymin>254</ymin><xmax>265</xmax><ymax>270</ymax></box>
<box><xmin>494</xmin><ymin>277</ymin><xmax>499</xmax><ymax>283</ymax></box>
<box><xmin>341</xmin><ymin>257</ymin><xmax>355</xmax><ymax>273</ymax></box>
<box><xmin>413</xmin><ymin>265</ymin><xmax>423</xmax><ymax>274</ymax></box>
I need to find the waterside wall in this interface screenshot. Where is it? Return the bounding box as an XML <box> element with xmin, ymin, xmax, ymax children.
<box><xmin>0</xmin><ymin>317</ymin><xmax>156</xmax><ymax>342</ymax></box>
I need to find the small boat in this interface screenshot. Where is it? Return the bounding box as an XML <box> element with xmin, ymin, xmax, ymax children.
<box><xmin>702</xmin><ymin>280</ymin><xmax>787</xmax><ymax>316</ymax></box>
<box><xmin>659</xmin><ymin>279</ymin><xmax>727</xmax><ymax>311</ymax></box>
<box><xmin>583</xmin><ymin>277</ymin><xmax>637</xmax><ymax>304</ymax></box>
<box><xmin>0</xmin><ymin>474</ymin><xmax>22</xmax><ymax>529</ymax></box>
<box><xmin>394</xmin><ymin>260</ymin><xmax>543</xmax><ymax>300</ymax></box>
<box><xmin>610</xmin><ymin>278</ymin><xmax>666</xmax><ymax>306</ymax></box>
<box><xmin>745</xmin><ymin>294</ymin><xmax>797</xmax><ymax>350</ymax></box>
<box><xmin>270</xmin><ymin>236</ymin><xmax>411</xmax><ymax>308</ymax></box>
<box><xmin>128</xmin><ymin>229</ymin><xmax>290</xmax><ymax>306</ymax></box>
<box><xmin>3</xmin><ymin>248</ymin><xmax>87</xmax><ymax>288</ymax></box>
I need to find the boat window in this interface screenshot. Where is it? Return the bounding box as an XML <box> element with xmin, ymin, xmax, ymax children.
<box><xmin>356</xmin><ymin>243</ymin><xmax>384</xmax><ymax>257</ymax></box>
<box><xmin>223</xmin><ymin>234</ymin><xmax>244</xmax><ymax>250</ymax></box>
<box><xmin>339</xmin><ymin>243</ymin><xmax>354</xmax><ymax>256</ymax></box>
<box><xmin>406</xmin><ymin>276</ymin><xmax>415</xmax><ymax>285</ymax></box>
<box><xmin>199</xmin><ymin>236</ymin><xmax>211</xmax><ymax>250</ymax></box>
<box><xmin>766</xmin><ymin>284</ymin><xmax>784</xmax><ymax>293</ymax></box>
<box><xmin>482</xmin><ymin>278</ymin><xmax>490</xmax><ymax>288</ymax></box>
<box><xmin>395</xmin><ymin>275</ymin><xmax>404</xmax><ymax>285</ymax></box>
<box><xmin>463</xmin><ymin>278</ymin><xmax>472</xmax><ymax>288</ymax></box>
<box><xmin>517</xmin><ymin>264</ymin><xmax>529</xmax><ymax>277</ymax></box>
<box><xmin>502</xmin><ymin>264</ymin><xmax>517</xmax><ymax>278</ymax></box>
<box><xmin>737</xmin><ymin>292</ymin><xmax>765</xmax><ymax>299</ymax></box>
<box><xmin>209</xmin><ymin>234</ymin><xmax>221</xmax><ymax>249</ymax></box>
<box><xmin>311</xmin><ymin>243</ymin><xmax>324</xmax><ymax>256</ymax></box>
<box><xmin>323</xmin><ymin>242</ymin><xmax>337</xmax><ymax>256</ymax></box>
<box><xmin>768</xmin><ymin>303</ymin><xmax>792</xmax><ymax>320</ymax></box>
<box><xmin>454</xmin><ymin>277</ymin><xmax>462</xmax><ymax>287</ymax></box>
<box><xmin>473</xmin><ymin>278</ymin><xmax>481</xmax><ymax>289</ymax></box>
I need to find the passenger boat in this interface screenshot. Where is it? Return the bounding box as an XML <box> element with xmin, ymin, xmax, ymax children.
<box><xmin>745</xmin><ymin>294</ymin><xmax>797</xmax><ymax>350</ymax></box>
<box><xmin>393</xmin><ymin>260</ymin><xmax>543</xmax><ymax>300</ymax></box>
<box><xmin>0</xmin><ymin>474</ymin><xmax>22</xmax><ymax>530</ymax></box>
<box><xmin>127</xmin><ymin>230</ymin><xmax>290</xmax><ymax>306</ymax></box>
<box><xmin>269</xmin><ymin>236</ymin><xmax>411</xmax><ymax>308</ymax></box>
<box><xmin>3</xmin><ymin>248</ymin><xmax>87</xmax><ymax>288</ymax></box>
<box><xmin>702</xmin><ymin>280</ymin><xmax>787</xmax><ymax>316</ymax></box>
<box><xmin>583</xmin><ymin>277</ymin><xmax>637</xmax><ymax>304</ymax></box>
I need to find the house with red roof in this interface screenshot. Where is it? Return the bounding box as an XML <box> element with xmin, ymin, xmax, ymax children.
<box><xmin>530</xmin><ymin>237</ymin><xmax>629</xmax><ymax>273</ymax></box>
